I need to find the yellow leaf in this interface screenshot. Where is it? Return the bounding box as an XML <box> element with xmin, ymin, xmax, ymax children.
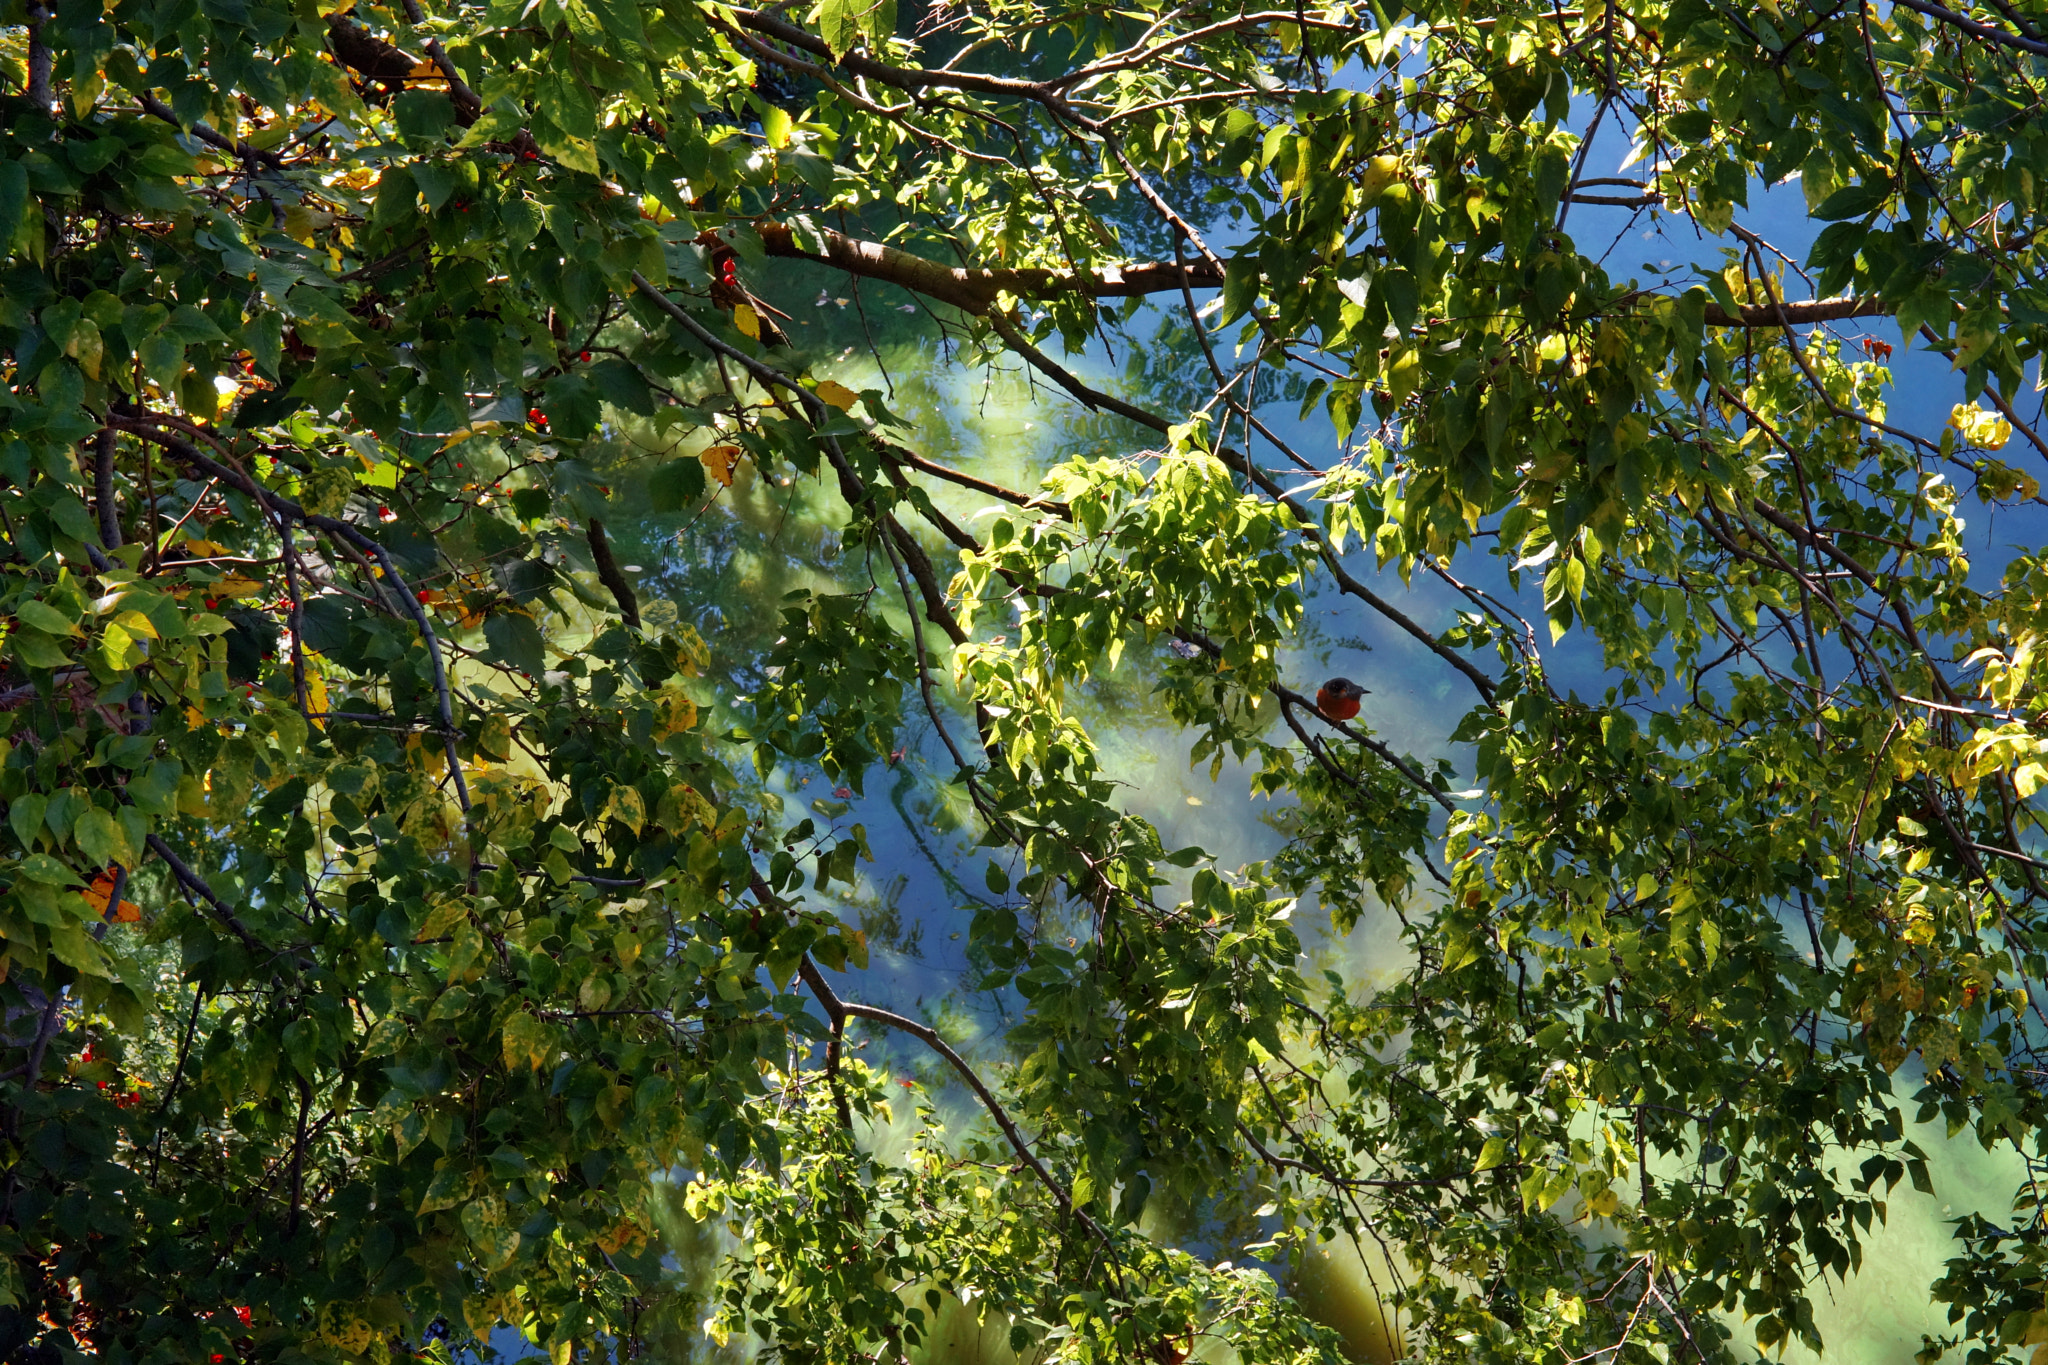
<box><xmin>282</xmin><ymin>205</ymin><xmax>334</xmax><ymax>244</ymax></box>
<box><xmin>596</xmin><ymin>1218</ymin><xmax>646</xmax><ymax>1254</ymax></box>
<box><xmin>603</xmin><ymin>783</ymin><xmax>646</xmax><ymax>835</ymax></box>
<box><xmin>700</xmin><ymin>444</ymin><xmax>740</xmax><ymax>487</ymax></box>
<box><xmin>439</xmin><ymin>422</ymin><xmax>500</xmax><ymax>450</ymax></box>
<box><xmin>212</xmin><ymin>573</ymin><xmax>263</xmax><ymax>599</ymax></box>
<box><xmin>651</xmin><ymin>684</ymin><xmax>697</xmax><ymax>739</ymax></box>
<box><xmin>501</xmin><ymin>1012</ymin><xmax>554</xmax><ymax>1072</ymax></box>
<box><xmin>734</xmin><ymin>304</ymin><xmax>761</xmax><ymax>340</ymax></box>
<box><xmin>70</xmin><ymin>69</ymin><xmax>104</xmax><ymax>118</ymax></box>
<box><xmin>413</xmin><ymin>898</ymin><xmax>469</xmax><ymax>942</ymax></box>
<box><xmin>815</xmin><ymin>380</ymin><xmax>861</xmax><ymax>411</ymax></box>
<box><xmin>111</xmin><ymin>610</ymin><xmax>158</xmax><ymax>640</ymax></box>
<box><xmin>1950</xmin><ymin>403</ymin><xmax>2013</xmax><ymax>450</ymax></box>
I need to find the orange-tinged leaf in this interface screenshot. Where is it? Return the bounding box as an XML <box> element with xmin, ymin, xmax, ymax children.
<box><xmin>700</xmin><ymin>445</ymin><xmax>740</xmax><ymax>487</ymax></box>
<box><xmin>84</xmin><ymin>872</ymin><xmax>143</xmax><ymax>924</ymax></box>
<box><xmin>733</xmin><ymin>304</ymin><xmax>760</xmax><ymax>340</ymax></box>
<box><xmin>815</xmin><ymin>380</ymin><xmax>860</xmax><ymax>411</ymax></box>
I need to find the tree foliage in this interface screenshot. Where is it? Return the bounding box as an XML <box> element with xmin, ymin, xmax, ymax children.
<box><xmin>2</xmin><ymin>0</ymin><xmax>2048</xmax><ymax>1359</ymax></box>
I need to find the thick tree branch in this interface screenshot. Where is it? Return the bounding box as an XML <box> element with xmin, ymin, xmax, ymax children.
<box><xmin>1888</xmin><ymin>0</ymin><xmax>2048</xmax><ymax>54</ymax></box>
<box><xmin>733</xmin><ymin>8</ymin><xmax>1079</xmax><ymax>107</ymax></box>
<box><xmin>94</xmin><ymin>427</ymin><xmax>121</xmax><ymax>552</ymax></box>
<box><xmin>1701</xmin><ymin>297</ymin><xmax>1890</xmax><ymax>326</ymax></box>
<box><xmin>759</xmin><ymin>222</ymin><xmax>1222</xmax><ymax>316</ymax></box>
<box><xmin>585</xmin><ymin>518</ymin><xmax>641</xmax><ymax>628</ymax></box>
<box><xmin>395</xmin><ymin>0</ymin><xmax>482</xmax><ymax>122</ymax></box>
<box><xmin>757</xmin><ymin>222</ymin><xmax>1883</xmax><ymax>329</ymax></box>
<box><xmin>24</xmin><ymin>4</ymin><xmax>53</xmax><ymax>113</ymax></box>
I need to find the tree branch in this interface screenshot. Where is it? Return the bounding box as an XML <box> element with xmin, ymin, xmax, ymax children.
<box><xmin>758</xmin><ymin>222</ymin><xmax>1222</xmax><ymax>316</ymax></box>
<box><xmin>110</xmin><ymin>417</ymin><xmax>471</xmax><ymax>809</ymax></box>
<box><xmin>145</xmin><ymin>834</ymin><xmax>264</xmax><ymax>954</ymax></box>
<box><xmin>135</xmin><ymin>93</ymin><xmax>286</xmax><ymax>170</ymax></box>
<box><xmin>1701</xmin><ymin>297</ymin><xmax>1890</xmax><ymax>327</ymax></box>
<box><xmin>1888</xmin><ymin>0</ymin><xmax>2048</xmax><ymax>55</ymax></box>
<box><xmin>756</xmin><ymin>221</ymin><xmax>1881</xmax><ymax>329</ymax></box>
<box><xmin>585</xmin><ymin>518</ymin><xmax>641</xmax><ymax>628</ymax></box>
<box><xmin>796</xmin><ymin>955</ymin><xmax>1116</xmax><ymax>1253</ymax></box>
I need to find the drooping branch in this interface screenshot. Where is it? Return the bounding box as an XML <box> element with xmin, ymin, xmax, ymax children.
<box><xmin>796</xmin><ymin>955</ymin><xmax>1116</xmax><ymax>1254</ymax></box>
<box><xmin>110</xmin><ymin>417</ymin><xmax>470</xmax><ymax>806</ymax></box>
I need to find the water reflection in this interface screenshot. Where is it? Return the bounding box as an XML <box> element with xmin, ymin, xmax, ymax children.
<box><xmin>547</xmin><ymin>248</ymin><xmax>2031</xmax><ymax>1365</ymax></box>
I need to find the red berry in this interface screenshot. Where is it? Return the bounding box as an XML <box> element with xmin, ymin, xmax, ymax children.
<box><xmin>529</xmin><ymin>408</ymin><xmax>546</xmax><ymax>424</ymax></box>
<box><xmin>579</xmin><ymin>350</ymin><xmax>591</xmax><ymax>362</ymax></box>
<box><xmin>417</xmin><ymin>589</ymin><xmax>431</xmax><ymax>603</ymax></box>
<box><xmin>204</xmin><ymin>598</ymin><xmax>218</xmax><ymax>609</ymax></box>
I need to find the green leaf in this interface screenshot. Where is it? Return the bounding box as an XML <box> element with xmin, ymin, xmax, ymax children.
<box><xmin>649</xmin><ymin>457</ymin><xmax>707</xmax><ymax>512</ymax></box>
<box><xmin>1812</xmin><ymin>180</ymin><xmax>1890</xmax><ymax>220</ymax></box>
<box><xmin>1474</xmin><ymin>1136</ymin><xmax>1510</xmax><ymax>1172</ymax></box>
<box><xmin>15</xmin><ymin>599</ymin><xmax>77</xmax><ymax>635</ymax></box>
<box><xmin>16</xmin><ymin>853</ymin><xmax>82</xmax><ymax>886</ymax></box>
<box><xmin>483</xmin><ymin>612</ymin><xmax>546</xmax><ymax>677</ymax></box>
<box><xmin>586</xmin><ymin>359</ymin><xmax>656</xmax><ymax>415</ymax></box>
<box><xmin>0</xmin><ymin>160</ymin><xmax>29</xmax><ymax>250</ymax></box>
<box><xmin>72</xmin><ymin>807</ymin><xmax>136</xmax><ymax>871</ymax></box>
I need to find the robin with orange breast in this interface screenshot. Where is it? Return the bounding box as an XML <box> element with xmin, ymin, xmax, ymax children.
<box><xmin>1315</xmin><ymin>676</ymin><xmax>1367</xmax><ymax>721</ymax></box>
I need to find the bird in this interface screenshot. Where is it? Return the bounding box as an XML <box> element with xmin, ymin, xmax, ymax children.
<box><xmin>1315</xmin><ymin>676</ymin><xmax>1367</xmax><ymax>721</ymax></box>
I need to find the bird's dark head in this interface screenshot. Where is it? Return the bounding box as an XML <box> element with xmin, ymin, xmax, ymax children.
<box><xmin>1314</xmin><ymin>676</ymin><xmax>1368</xmax><ymax>721</ymax></box>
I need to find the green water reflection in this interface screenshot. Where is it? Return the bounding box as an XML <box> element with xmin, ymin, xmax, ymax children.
<box><xmin>570</xmin><ymin>273</ymin><xmax>2019</xmax><ymax>1364</ymax></box>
